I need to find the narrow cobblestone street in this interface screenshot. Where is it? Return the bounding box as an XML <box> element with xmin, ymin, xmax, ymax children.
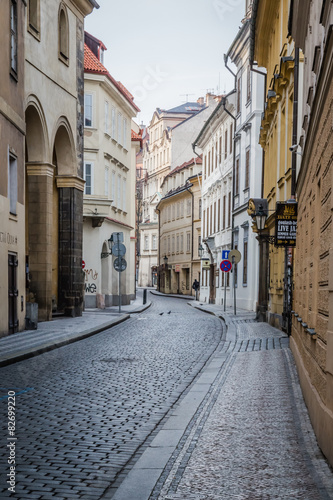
<box><xmin>1</xmin><ymin>294</ymin><xmax>333</xmax><ymax>499</ymax></box>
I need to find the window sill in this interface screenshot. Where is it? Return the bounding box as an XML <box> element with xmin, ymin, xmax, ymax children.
<box><xmin>28</xmin><ymin>25</ymin><xmax>40</xmax><ymax>41</ymax></box>
<box><xmin>58</xmin><ymin>53</ymin><xmax>69</xmax><ymax>67</ymax></box>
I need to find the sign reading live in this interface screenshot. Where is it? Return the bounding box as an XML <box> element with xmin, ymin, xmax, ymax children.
<box><xmin>275</xmin><ymin>201</ymin><xmax>297</xmax><ymax>247</ymax></box>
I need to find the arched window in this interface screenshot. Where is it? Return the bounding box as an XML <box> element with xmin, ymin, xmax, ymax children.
<box><xmin>58</xmin><ymin>5</ymin><xmax>69</xmax><ymax>64</ymax></box>
<box><xmin>10</xmin><ymin>0</ymin><xmax>18</xmax><ymax>74</ymax></box>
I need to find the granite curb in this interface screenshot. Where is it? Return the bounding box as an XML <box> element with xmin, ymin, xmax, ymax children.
<box><xmin>0</xmin><ymin>301</ymin><xmax>152</xmax><ymax>368</ymax></box>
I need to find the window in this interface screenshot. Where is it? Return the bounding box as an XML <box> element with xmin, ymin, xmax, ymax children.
<box><xmin>222</xmin><ymin>195</ymin><xmax>226</xmax><ymax>230</ymax></box>
<box><xmin>203</xmin><ymin>209</ymin><xmax>206</xmax><ymax>239</ymax></box>
<box><xmin>168</xmin><ymin>236</ymin><xmax>170</xmax><ymax>254</ymax></box>
<box><xmin>208</xmin><ymin>151</ymin><xmax>211</xmax><ymax>176</ymax></box>
<box><xmin>213</xmin><ymin>201</ymin><xmax>216</xmax><ymax>233</ymax></box>
<box><xmin>122</xmin><ymin>178</ymin><xmax>127</xmax><ymax>212</ymax></box>
<box><xmin>235</xmin><ymin>157</ymin><xmax>240</xmax><ymax>195</ymax></box>
<box><xmin>111</xmin><ymin>170</ymin><xmax>115</xmax><ymax>202</ymax></box>
<box><xmin>172</xmin><ymin>235</ymin><xmax>175</xmax><ymax>253</ymax></box>
<box><xmin>230</xmin><ymin>124</ymin><xmax>233</xmax><ymax>154</ymax></box>
<box><xmin>186</xmin><ymin>198</ymin><xmax>191</xmax><ymax>216</ymax></box>
<box><xmin>123</xmin><ymin>118</ymin><xmax>127</xmax><ymax>149</ymax></box>
<box><xmin>245</xmin><ymin>148</ymin><xmax>250</xmax><ymax>189</ymax></box>
<box><xmin>8</xmin><ymin>153</ymin><xmax>17</xmax><ymax>215</ymax></box>
<box><xmin>105</xmin><ymin>102</ymin><xmax>109</xmax><ymax>134</ymax></box>
<box><xmin>84</xmin><ymin>94</ymin><xmax>93</xmax><ymax>127</ymax></box>
<box><xmin>219</xmin><ymin>136</ymin><xmax>222</xmax><ymax>163</ymax></box>
<box><xmin>104</xmin><ymin>167</ymin><xmax>109</xmax><ymax>196</ymax></box>
<box><xmin>199</xmin><ymin>199</ymin><xmax>202</xmax><ymax>219</ymax></box>
<box><xmin>152</xmin><ymin>234</ymin><xmax>157</xmax><ymax>250</ymax></box>
<box><xmin>58</xmin><ymin>6</ymin><xmax>69</xmax><ymax>64</ymax></box>
<box><xmin>180</xmin><ymin>234</ymin><xmax>184</xmax><ymax>253</ymax></box>
<box><xmin>176</xmin><ymin>234</ymin><xmax>179</xmax><ymax>253</ymax></box>
<box><xmin>218</xmin><ymin>198</ymin><xmax>221</xmax><ymax>231</ymax></box>
<box><xmin>224</xmin><ymin>130</ymin><xmax>228</xmax><ymax>159</ymax></box>
<box><xmin>204</xmin><ymin>155</ymin><xmax>207</xmax><ymax>179</ymax></box>
<box><xmin>186</xmin><ymin>232</ymin><xmax>191</xmax><ymax>252</ymax></box>
<box><xmin>144</xmin><ymin>235</ymin><xmax>149</xmax><ymax>250</ymax></box>
<box><xmin>10</xmin><ymin>1</ymin><xmax>18</xmax><ymax>75</ymax></box>
<box><xmin>117</xmin><ymin>175</ymin><xmax>121</xmax><ymax>208</ymax></box>
<box><xmin>210</xmin><ymin>205</ymin><xmax>212</xmax><ymax>235</ymax></box>
<box><xmin>84</xmin><ymin>162</ymin><xmax>93</xmax><ymax>195</ymax></box>
<box><xmin>118</xmin><ymin>112</ymin><xmax>122</xmax><ymax>145</ymax></box>
<box><xmin>237</xmin><ymin>77</ymin><xmax>241</xmax><ymax>114</ymax></box>
<box><xmin>111</xmin><ymin>107</ymin><xmax>116</xmax><ymax>139</ymax></box>
<box><xmin>243</xmin><ymin>234</ymin><xmax>248</xmax><ymax>285</ymax></box>
<box><xmin>28</xmin><ymin>0</ymin><xmax>40</xmax><ymax>37</ymax></box>
<box><xmin>228</xmin><ymin>192</ymin><xmax>231</xmax><ymax>227</ymax></box>
<box><xmin>247</xmin><ymin>65</ymin><xmax>251</xmax><ymax>102</ymax></box>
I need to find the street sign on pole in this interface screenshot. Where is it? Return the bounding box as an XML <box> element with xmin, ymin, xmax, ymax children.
<box><xmin>222</xmin><ymin>250</ymin><xmax>230</xmax><ymax>260</ymax></box>
<box><xmin>228</xmin><ymin>249</ymin><xmax>241</xmax><ymax>264</ymax></box>
<box><xmin>220</xmin><ymin>260</ymin><xmax>232</xmax><ymax>272</ymax></box>
<box><xmin>114</xmin><ymin>257</ymin><xmax>127</xmax><ymax>272</ymax></box>
<box><xmin>112</xmin><ymin>243</ymin><xmax>126</xmax><ymax>257</ymax></box>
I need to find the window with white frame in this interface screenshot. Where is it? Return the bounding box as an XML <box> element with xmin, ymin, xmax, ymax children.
<box><xmin>176</xmin><ymin>234</ymin><xmax>179</xmax><ymax>253</ymax></box>
<box><xmin>117</xmin><ymin>174</ymin><xmax>121</xmax><ymax>208</ymax></box>
<box><xmin>84</xmin><ymin>94</ymin><xmax>93</xmax><ymax>127</ymax></box>
<box><xmin>186</xmin><ymin>198</ymin><xmax>191</xmax><ymax>216</ymax></box>
<box><xmin>123</xmin><ymin>118</ymin><xmax>127</xmax><ymax>149</ymax></box>
<box><xmin>111</xmin><ymin>107</ymin><xmax>116</xmax><ymax>139</ymax></box>
<box><xmin>186</xmin><ymin>232</ymin><xmax>191</xmax><ymax>252</ymax></box>
<box><xmin>84</xmin><ymin>162</ymin><xmax>93</xmax><ymax>195</ymax></box>
<box><xmin>118</xmin><ymin>112</ymin><xmax>122</xmax><ymax>145</ymax></box>
<box><xmin>122</xmin><ymin>177</ymin><xmax>127</xmax><ymax>212</ymax></box>
<box><xmin>152</xmin><ymin>234</ymin><xmax>157</xmax><ymax>250</ymax></box>
<box><xmin>105</xmin><ymin>101</ymin><xmax>109</xmax><ymax>134</ymax></box>
<box><xmin>8</xmin><ymin>153</ymin><xmax>17</xmax><ymax>215</ymax></box>
<box><xmin>180</xmin><ymin>234</ymin><xmax>184</xmax><ymax>253</ymax></box>
<box><xmin>111</xmin><ymin>170</ymin><xmax>115</xmax><ymax>203</ymax></box>
<box><xmin>144</xmin><ymin>235</ymin><xmax>149</xmax><ymax>250</ymax></box>
<box><xmin>104</xmin><ymin>167</ymin><xmax>109</xmax><ymax>197</ymax></box>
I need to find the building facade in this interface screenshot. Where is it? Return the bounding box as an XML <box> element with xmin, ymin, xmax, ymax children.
<box><xmin>138</xmin><ymin>97</ymin><xmax>218</xmax><ymax>287</ymax></box>
<box><xmin>193</xmin><ymin>98</ymin><xmax>234</xmax><ymax>306</ymax></box>
<box><xmin>250</xmin><ymin>0</ymin><xmax>300</xmax><ymax>327</ymax></box>
<box><xmin>0</xmin><ymin>0</ymin><xmax>26</xmax><ymax>336</ymax></box>
<box><xmin>83</xmin><ymin>32</ymin><xmax>139</xmax><ymax>307</ymax></box>
<box><xmin>157</xmin><ymin>158</ymin><xmax>202</xmax><ymax>296</ymax></box>
<box><xmin>227</xmin><ymin>17</ymin><xmax>265</xmax><ymax>312</ymax></box>
<box><xmin>289</xmin><ymin>0</ymin><xmax>333</xmax><ymax>467</ymax></box>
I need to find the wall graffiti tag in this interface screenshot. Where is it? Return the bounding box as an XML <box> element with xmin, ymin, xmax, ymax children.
<box><xmin>84</xmin><ymin>268</ymin><xmax>98</xmax><ymax>294</ymax></box>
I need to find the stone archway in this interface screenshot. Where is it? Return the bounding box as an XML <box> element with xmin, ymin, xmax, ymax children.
<box><xmin>52</xmin><ymin>120</ymin><xmax>84</xmax><ymax>317</ymax></box>
<box><xmin>25</xmin><ymin>100</ymin><xmax>53</xmax><ymax>321</ymax></box>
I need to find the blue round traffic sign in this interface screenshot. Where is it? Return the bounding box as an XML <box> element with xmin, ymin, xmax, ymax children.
<box><xmin>220</xmin><ymin>259</ymin><xmax>232</xmax><ymax>272</ymax></box>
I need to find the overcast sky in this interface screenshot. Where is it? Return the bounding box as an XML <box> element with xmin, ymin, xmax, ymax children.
<box><xmin>85</xmin><ymin>0</ymin><xmax>245</xmax><ymax>126</ymax></box>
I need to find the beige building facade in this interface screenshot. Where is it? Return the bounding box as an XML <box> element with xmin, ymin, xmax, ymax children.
<box><xmin>157</xmin><ymin>158</ymin><xmax>202</xmax><ymax>296</ymax></box>
<box><xmin>289</xmin><ymin>0</ymin><xmax>333</xmax><ymax>467</ymax></box>
<box><xmin>83</xmin><ymin>32</ymin><xmax>139</xmax><ymax>307</ymax></box>
<box><xmin>0</xmin><ymin>0</ymin><xmax>26</xmax><ymax>336</ymax></box>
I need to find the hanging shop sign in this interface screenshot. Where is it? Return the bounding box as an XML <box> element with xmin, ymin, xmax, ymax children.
<box><xmin>275</xmin><ymin>201</ymin><xmax>297</xmax><ymax>247</ymax></box>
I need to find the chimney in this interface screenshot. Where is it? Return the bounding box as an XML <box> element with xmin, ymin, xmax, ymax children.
<box><xmin>206</xmin><ymin>93</ymin><xmax>215</xmax><ymax>106</ymax></box>
<box><xmin>197</xmin><ymin>97</ymin><xmax>204</xmax><ymax>106</ymax></box>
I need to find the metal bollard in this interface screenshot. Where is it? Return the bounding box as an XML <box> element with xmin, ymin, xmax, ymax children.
<box><xmin>143</xmin><ymin>288</ymin><xmax>147</xmax><ymax>305</ymax></box>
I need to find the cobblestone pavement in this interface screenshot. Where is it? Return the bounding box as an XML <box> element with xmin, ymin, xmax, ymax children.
<box><xmin>151</xmin><ymin>320</ymin><xmax>333</xmax><ymax>500</ymax></box>
<box><xmin>0</xmin><ymin>295</ymin><xmax>224</xmax><ymax>499</ymax></box>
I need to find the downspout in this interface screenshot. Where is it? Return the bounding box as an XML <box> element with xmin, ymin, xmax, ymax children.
<box><xmin>223</xmin><ymin>55</ymin><xmax>237</xmax><ymax>250</ymax></box>
<box><xmin>186</xmin><ymin>184</ymin><xmax>194</xmax><ymax>295</ymax></box>
<box><xmin>156</xmin><ymin>206</ymin><xmax>161</xmax><ymax>291</ymax></box>
<box><xmin>291</xmin><ymin>47</ymin><xmax>299</xmax><ymax>198</ymax></box>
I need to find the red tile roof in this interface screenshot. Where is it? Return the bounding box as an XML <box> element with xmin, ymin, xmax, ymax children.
<box><xmin>131</xmin><ymin>129</ymin><xmax>143</xmax><ymax>147</ymax></box>
<box><xmin>84</xmin><ymin>44</ymin><xmax>140</xmax><ymax>113</ymax></box>
<box><xmin>168</xmin><ymin>156</ymin><xmax>202</xmax><ymax>177</ymax></box>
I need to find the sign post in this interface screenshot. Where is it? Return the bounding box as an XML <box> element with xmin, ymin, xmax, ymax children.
<box><xmin>111</xmin><ymin>232</ymin><xmax>126</xmax><ymax>313</ymax></box>
<box><xmin>228</xmin><ymin>249</ymin><xmax>241</xmax><ymax>316</ymax></box>
<box><xmin>220</xmin><ymin>259</ymin><xmax>232</xmax><ymax>311</ymax></box>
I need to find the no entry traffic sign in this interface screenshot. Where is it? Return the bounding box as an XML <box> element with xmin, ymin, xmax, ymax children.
<box><xmin>220</xmin><ymin>259</ymin><xmax>232</xmax><ymax>272</ymax></box>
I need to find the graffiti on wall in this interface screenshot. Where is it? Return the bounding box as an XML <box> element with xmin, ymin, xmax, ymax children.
<box><xmin>84</xmin><ymin>268</ymin><xmax>98</xmax><ymax>294</ymax></box>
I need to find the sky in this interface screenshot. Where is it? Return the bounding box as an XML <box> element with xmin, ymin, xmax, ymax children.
<box><xmin>85</xmin><ymin>0</ymin><xmax>245</xmax><ymax>126</ymax></box>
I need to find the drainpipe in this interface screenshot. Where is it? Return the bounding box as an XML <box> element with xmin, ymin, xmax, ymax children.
<box><xmin>186</xmin><ymin>184</ymin><xmax>194</xmax><ymax>296</ymax></box>
<box><xmin>291</xmin><ymin>47</ymin><xmax>299</xmax><ymax>198</ymax></box>
<box><xmin>156</xmin><ymin>206</ymin><xmax>161</xmax><ymax>291</ymax></box>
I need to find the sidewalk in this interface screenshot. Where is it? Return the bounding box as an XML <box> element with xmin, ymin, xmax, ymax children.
<box><xmin>0</xmin><ymin>288</ymin><xmax>151</xmax><ymax>367</ymax></box>
<box><xmin>108</xmin><ymin>299</ymin><xmax>333</xmax><ymax>500</ymax></box>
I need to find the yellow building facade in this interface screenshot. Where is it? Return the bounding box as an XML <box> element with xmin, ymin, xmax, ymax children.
<box><xmin>251</xmin><ymin>0</ymin><xmax>300</xmax><ymax>330</ymax></box>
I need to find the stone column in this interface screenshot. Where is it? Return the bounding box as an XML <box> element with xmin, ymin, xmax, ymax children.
<box><xmin>26</xmin><ymin>164</ymin><xmax>55</xmax><ymax>322</ymax></box>
<box><xmin>257</xmin><ymin>235</ymin><xmax>269</xmax><ymax>322</ymax></box>
<box><xmin>57</xmin><ymin>176</ymin><xmax>85</xmax><ymax>317</ymax></box>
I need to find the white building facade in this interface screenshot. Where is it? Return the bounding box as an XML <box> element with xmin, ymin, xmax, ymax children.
<box><xmin>193</xmin><ymin>97</ymin><xmax>235</xmax><ymax>306</ymax></box>
<box><xmin>83</xmin><ymin>32</ymin><xmax>139</xmax><ymax>307</ymax></box>
<box><xmin>226</xmin><ymin>18</ymin><xmax>265</xmax><ymax>311</ymax></box>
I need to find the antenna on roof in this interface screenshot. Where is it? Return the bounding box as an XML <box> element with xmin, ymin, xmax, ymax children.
<box><xmin>180</xmin><ymin>93</ymin><xmax>195</xmax><ymax>102</ymax></box>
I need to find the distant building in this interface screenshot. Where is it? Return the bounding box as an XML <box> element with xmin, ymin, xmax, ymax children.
<box><xmin>139</xmin><ymin>96</ymin><xmax>219</xmax><ymax>287</ymax></box>
<box><xmin>157</xmin><ymin>158</ymin><xmax>202</xmax><ymax>295</ymax></box>
<box><xmin>83</xmin><ymin>32</ymin><xmax>140</xmax><ymax>307</ymax></box>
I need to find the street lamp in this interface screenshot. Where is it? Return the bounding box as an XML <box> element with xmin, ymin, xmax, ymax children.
<box><xmin>163</xmin><ymin>255</ymin><xmax>168</xmax><ymax>265</ymax></box>
<box><xmin>255</xmin><ymin>204</ymin><xmax>267</xmax><ymax>231</ymax></box>
<box><xmin>198</xmin><ymin>243</ymin><xmax>204</xmax><ymax>259</ymax></box>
